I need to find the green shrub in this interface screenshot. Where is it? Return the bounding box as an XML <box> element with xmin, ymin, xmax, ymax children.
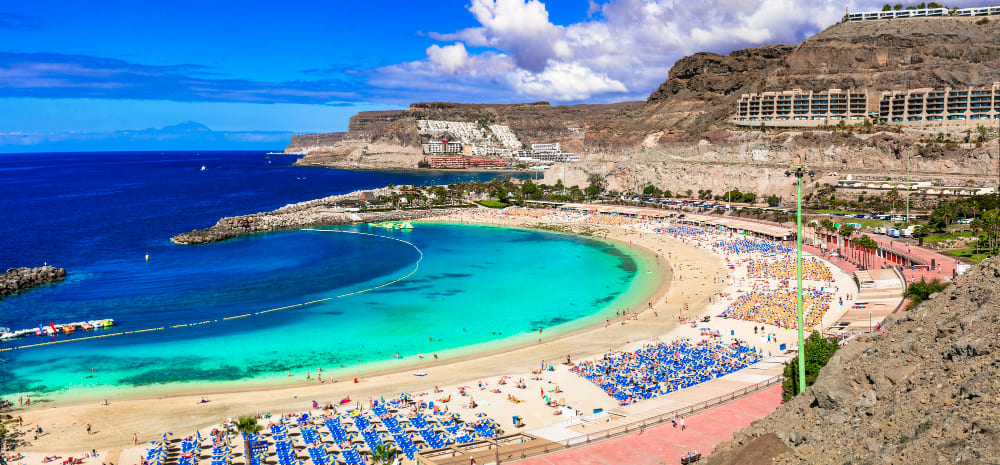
<box><xmin>782</xmin><ymin>332</ymin><xmax>840</xmax><ymax>401</ymax></box>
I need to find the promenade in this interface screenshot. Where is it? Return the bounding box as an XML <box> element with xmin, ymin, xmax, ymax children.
<box><xmin>511</xmin><ymin>385</ymin><xmax>782</xmax><ymax>465</ymax></box>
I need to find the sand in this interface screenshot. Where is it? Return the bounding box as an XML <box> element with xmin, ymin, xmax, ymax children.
<box><xmin>2</xmin><ymin>207</ymin><xmax>859</xmax><ymax>465</ymax></box>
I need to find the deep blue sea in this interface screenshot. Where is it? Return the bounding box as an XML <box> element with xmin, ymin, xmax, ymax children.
<box><xmin>0</xmin><ymin>151</ymin><xmax>656</xmax><ymax>400</ymax></box>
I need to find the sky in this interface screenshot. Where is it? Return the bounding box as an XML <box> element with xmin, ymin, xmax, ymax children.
<box><xmin>1</xmin><ymin>0</ymin><xmax>995</xmax><ymax>152</ymax></box>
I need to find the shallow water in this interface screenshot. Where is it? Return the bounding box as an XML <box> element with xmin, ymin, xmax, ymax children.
<box><xmin>0</xmin><ymin>151</ymin><xmax>653</xmax><ymax>400</ymax></box>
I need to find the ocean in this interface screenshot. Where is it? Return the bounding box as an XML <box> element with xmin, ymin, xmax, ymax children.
<box><xmin>0</xmin><ymin>151</ymin><xmax>655</xmax><ymax>400</ymax></box>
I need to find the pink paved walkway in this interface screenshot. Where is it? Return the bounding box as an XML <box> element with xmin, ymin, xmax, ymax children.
<box><xmin>512</xmin><ymin>385</ymin><xmax>783</xmax><ymax>465</ymax></box>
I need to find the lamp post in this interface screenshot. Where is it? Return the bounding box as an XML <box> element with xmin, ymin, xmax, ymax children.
<box><xmin>785</xmin><ymin>165</ymin><xmax>813</xmax><ymax>394</ymax></box>
<box><xmin>869</xmin><ymin>310</ymin><xmax>873</xmax><ymax>334</ymax></box>
<box><xmin>905</xmin><ymin>148</ymin><xmax>910</xmax><ymax>225</ymax></box>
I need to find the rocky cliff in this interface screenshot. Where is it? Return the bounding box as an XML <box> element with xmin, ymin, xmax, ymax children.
<box><xmin>1</xmin><ymin>266</ymin><xmax>66</xmax><ymax>299</ymax></box>
<box><xmin>704</xmin><ymin>257</ymin><xmax>1000</xmax><ymax>465</ymax></box>
<box><xmin>590</xmin><ymin>15</ymin><xmax>1000</xmax><ymax>142</ymax></box>
<box><xmin>287</xmin><ymin>15</ymin><xmax>1000</xmax><ymax>196</ymax></box>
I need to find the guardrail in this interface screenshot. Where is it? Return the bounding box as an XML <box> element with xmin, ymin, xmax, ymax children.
<box><xmin>421</xmin><ymin>374</ymin><xmax>784</xmax><ymax>465</ymax></box>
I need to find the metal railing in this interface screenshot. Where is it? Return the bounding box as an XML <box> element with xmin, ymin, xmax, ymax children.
<box><xmin>420</xmin><ymin>374</ymin><xmax>784</xmax><ymax>465</ymax></box>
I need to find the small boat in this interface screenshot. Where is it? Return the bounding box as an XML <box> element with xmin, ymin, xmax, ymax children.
<box><xmin>61</xmin><ymin>325</ymin><xmax>75</xmax><ymax>334</ymax></box>
<box><xmin>200</xmin><ymin>165</ymin><xmax>206</xmax><ymax>171</ymax></box>
<box><xmin>80</xmin><ymin>322</ymin><xmax>94</xmax><ymax>331</ymax></box>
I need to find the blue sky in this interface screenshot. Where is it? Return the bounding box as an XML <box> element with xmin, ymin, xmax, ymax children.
<box><xmin>1</xmin><ymin>0</ymin><xmax>993</xmax><ymax>152</ymax></box>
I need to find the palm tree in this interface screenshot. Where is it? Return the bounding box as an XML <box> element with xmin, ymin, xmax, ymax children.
<box><xmin>236</xmin><ymin>416</ymin><xmax>262</xmax><ymax>465</ymax></box>
<box><xmin>369</xmin><ymin>444</ymin><xmax>399</xmax><ymax>465</ymax></box>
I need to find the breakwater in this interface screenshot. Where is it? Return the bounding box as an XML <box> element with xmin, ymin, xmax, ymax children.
<box><xmin>0</xmin><ymin>265</ymin><xmax>66</xmax><ymax>299</ymax></box>
<box><xmin>170</xmin><ymin>189</ymin><xmax>456</xmax><ymax>244</ymax></box>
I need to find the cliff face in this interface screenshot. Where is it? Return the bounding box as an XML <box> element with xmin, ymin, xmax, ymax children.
<box><xmin>589</xmin><ymin>16</ymin><xmax>1000</xmax><ymax>142</ymax></box>
<box><xmin>287</xmin><ymin>16</ymin><xmax>1000</xmax><ymax>195</ymax></box>
<box><xmin>704</xmin><ymin>258</ymin><xmax>1000</xmax><ymax>464</ymax></box>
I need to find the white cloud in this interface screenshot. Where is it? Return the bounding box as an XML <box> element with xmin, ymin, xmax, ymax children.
<box><xmin>364</xmin><ymin>0</ymin><xmax>895</xmax><ymax>103</ymax></box>
<box><xmin>510</xmin><ymin>61</ymin><xmax>627</xmax><ymax>100</ymax></box>
<box><xmin>426</xmin><ymin>43</ymin><xmax>471</xmax><ymax>75</ymax></box>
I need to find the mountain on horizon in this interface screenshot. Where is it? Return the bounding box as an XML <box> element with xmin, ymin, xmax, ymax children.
<box><xmin>0</xmin><ymin>121</ymin><xmax>295</xmax><ymax>153</ymax></box>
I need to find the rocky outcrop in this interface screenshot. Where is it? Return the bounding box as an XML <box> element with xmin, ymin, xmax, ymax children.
<box><xmin>284</xmin><ymin>132</ymin><xmax>349</xmax><ymax>154</ymax></box>
<box><xmin>704</xmin><ymin>257</ymin><xmax>1000</xmax><ymax>464</ymax></box>
<box><xmin>171</xmin><ymin>189</ymin><xmax>453</xmax><ymax>245</ymax></box>
<box><xmin>1</xmin><ymin>266</ymin><xmax>66</xmax><ymax>299</ymax></box>
<box><xmin>284</xmin><ymin>101</ymin><xmax>643</xmax><ymax>167</ymax></box>
<box><xmin>592</xmin><ymin>16</ymin><xmax>1000</xmax><ymax>141</ymax></box>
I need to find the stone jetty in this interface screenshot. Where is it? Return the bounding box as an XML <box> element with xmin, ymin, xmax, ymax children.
<box><xmin>171</xmin><ymin>189</ymin><xmax>456</xmax><ymax>245</ymax></box>
<box><xmin>1</xmin><ymin>265</ymin><xmax>67</xmax><ymax>299</ymax></box>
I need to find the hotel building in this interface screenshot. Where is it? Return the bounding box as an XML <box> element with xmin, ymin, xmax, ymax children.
<box><xmin>732</xmin><ymin>89</ymin><xmax>869</xmax><ymax>127</ymax></box>
<box><xmin>878</xmin><ymin>83</ymin><xmax>1000</xmax><ymax>125</ymax></box>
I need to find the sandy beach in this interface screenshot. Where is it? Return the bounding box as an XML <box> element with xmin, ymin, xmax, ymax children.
<box><xmin>3</xmin><ymin>206</ymin><xmax>859</xmax><ymax>465</ymax></box>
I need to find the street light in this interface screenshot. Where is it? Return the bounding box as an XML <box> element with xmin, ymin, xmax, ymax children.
<box><xmin>785</xmin><ymin>165</ymin><xmax>814</xmax><ymax>394</ymax></box>
<box><xmin>869</xmin><ymin>310</ymin><xmax>873</xmax><ymax>334</ymax></box>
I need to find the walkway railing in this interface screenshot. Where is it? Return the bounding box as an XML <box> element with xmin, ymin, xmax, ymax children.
<box><xmin>420</xmin><ymin>374</ymin><xmax>784</xmax><ymax>465</ymax></box>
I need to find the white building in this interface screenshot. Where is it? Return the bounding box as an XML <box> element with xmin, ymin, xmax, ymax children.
<box><xmin>423</xmin><ymin>140</ymin><xmax>463</xmax><ymax>154</ymax></box>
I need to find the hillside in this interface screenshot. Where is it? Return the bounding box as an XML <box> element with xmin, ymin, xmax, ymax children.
<box><xmin>705</xmin><ymin>257</ymin><xmax>1000</xmax><ymax>465</ymax></box>
<box><xmin>286</xmin><ymin>15</ymin><xmax>1000</xmax><ymax>197</ymax></box>
<box><xmin>588</xmin><ymin>15</ymin><xmax>1000</xmax><ymax>142</ymax></box>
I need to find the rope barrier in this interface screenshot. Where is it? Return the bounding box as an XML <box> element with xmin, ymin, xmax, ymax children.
<box><xmin>0</xmin><ymin>228</ymin><xmax>423</xmax><ymax>353</ymax></box>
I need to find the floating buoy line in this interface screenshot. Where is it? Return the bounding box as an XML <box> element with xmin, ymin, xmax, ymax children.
<box><xmin>0</xmin><ymin>229</ymin><xmax>422</xmax><ymax>353</ymax></box>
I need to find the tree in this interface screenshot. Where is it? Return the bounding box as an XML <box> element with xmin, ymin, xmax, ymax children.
<box><xmin>370</xmin><ymin>444</ymin><xmax>399</xmax><ymax>465</ymax></box>
<box><xmin>912</xmin><ymin>224</ymin><xmax>930</xmax><ymax>246</ymax></box>
<box><xmin>782</xmin><ymin>332</ymin><xmax>840</xmax><ymax>401</ymax></box>
<box><xmin>663</xmin><ymin>189</ymin><xmax>674</xmax><ymax>198</ymax></box>
<box><xmin>522</xmin><ymin>180</ymin><xmax>542</xmax><ymax>200</ymax></box>
<box><xmin>642</xmin><ymin>184</ymin><xmax>662</xmax><ymax>197</ymax></box>
<box><xmin>851</xmin><ymin>235</ymin><xmax>879</xmax><ymax>254</ymax></box>
<box><xmin>882</xmin><ymin>4</ymin><xmax>892</xmax><ymax>11</ymax></box>
<box><xmin>893</xmin><ymin>3</ymin><xmax>904</xmax><ymax>10</ymax></box>
<box><xmin>585</xmin><ymin>173</ymin><xmax>606</xmax><ymax>199</ymax></box>
<box><xmin>820</xmin><ymin>218</ymin><xmax>835</xmax><ymax>234</ymax></box>
<box><xmin>742</xmin><ymin>192</ymin><xmax>757</xmax><ymax>205</ymax></box>
<box><xmin>722</xmin><ymin>188</ymin><xmax>743</xmax><ymax>203</ymax></box>
<box><xmin>765</xmin><ymin>194</ymin><xmax>781</xmax><ymax>206</ymax></box>
<box><xmin>928</xmin><ymin>202</ymin><xmax>956</xmax><ymax>232</ymax></box>
<box><xmin>885</xmin><ymin>188</ymin><xmax>900</xmax><ymax>214</ymax></box>
<box><xmin>235</xmin><ymin>416</ymin><xmax>262</xmax><ymax>462</ymax></box>
<box><xmin>685</xmin><ymin>189</ymin><xmax>693</xmax><ymax>198</ymax></box>
<box><xmin>839</xmin><ymin>224</ymin><xmax>856</xmax><ymax>240</ymax></box>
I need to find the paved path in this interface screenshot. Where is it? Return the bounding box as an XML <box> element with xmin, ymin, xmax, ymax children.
<box><xmin>511</xmin><ymin>385</ymin><xmax>783</xmax><ymax>465</ymax></box>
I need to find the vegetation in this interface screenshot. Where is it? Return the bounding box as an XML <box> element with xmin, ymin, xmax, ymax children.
<box><xmin>475</xmin><ymin>200</ymin><xmax>508</xmax><ymax>208</ymax></box>
<box><xmin>585</xmin><ymin>173</ymin><xmax>606</xmax><ymax>199</ymax></box>
<box><xmin>369</xmin><ymin>444</ymin><xmax>399</xmax><ymax>465</ymax></box>
<box><xmin>904</xmin><ymin>278</ymin><xmax>949</xmax><ymax>309</ymax></box>
<box><xmin>417</xmin><ymin>159</ymin><xmax>431</xmax><ymax>168</ymax></box>
<box><xmin>236</xmin><ymin>416</ymin><xmax>262</xmax><ymax>461</ymax></box>
<box><xmin>944</xmin><ymin>248</ymin><xmax>990</xmax><ymax>263</ymax></box>
<box><xmin>782</xmin><ymin>332</ymin><xmax>841</xmax><ymax>401</ymax></box>
<box><xmin>851</xmin><ymin>235</ymin><xmax>879</xmax><ymax>251</ymax></box>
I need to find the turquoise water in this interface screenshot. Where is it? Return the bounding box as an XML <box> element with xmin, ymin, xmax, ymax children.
<box><xmin>0</xmin><ymin>223</ymin><xmax>657</xmax><ymax>401</ymax></box>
